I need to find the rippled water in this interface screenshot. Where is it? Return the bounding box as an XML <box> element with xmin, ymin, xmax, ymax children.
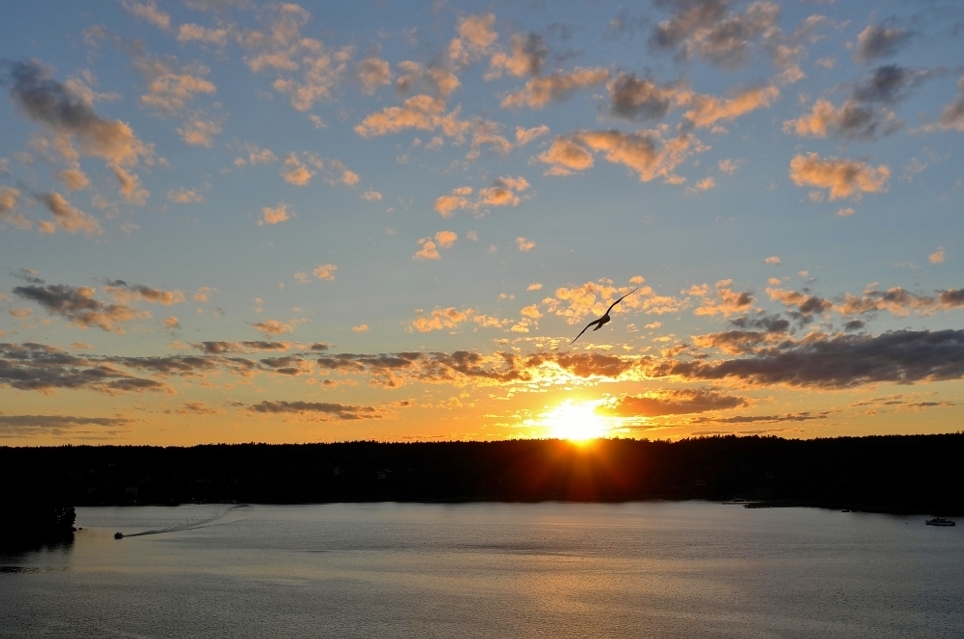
<box><xmin>1</xmin><ymin>502</ymin><xmax>961</xmax><ymax>638</ymax></box>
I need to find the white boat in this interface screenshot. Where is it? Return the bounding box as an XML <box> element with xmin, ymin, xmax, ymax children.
<box><xmin>925</xmin><ymin>518</ymin><xmax>956</xmax><ymax>527</ymax></box>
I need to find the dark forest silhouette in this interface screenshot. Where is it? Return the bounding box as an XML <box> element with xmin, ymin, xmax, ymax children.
<box><xmin>2</xmin><ymin>434</ymin><xmax>962</xmax><ymax>534</ymax></box>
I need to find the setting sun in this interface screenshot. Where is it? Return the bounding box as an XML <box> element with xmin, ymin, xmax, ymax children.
<box><xmin>544</xmin><ymin>400</ymin><xmax>612</xmax><ymax>441</ymax></box>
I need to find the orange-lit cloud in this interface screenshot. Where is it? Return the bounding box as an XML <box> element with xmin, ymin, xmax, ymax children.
<box><xmin>789</xmin><ymin>153</ymin><xmax>890</xmax><ymax>200</ymax></box>
<box><xmin>38</xmin><ymin>192</ymin><xmax>102</xmax><ymax>235</ymax></box>
<box><xmin>501</xmin><ymin>67</ymin><xmax>609</xmax><ymax>109</ymax></box>
<box><xmin>258</xmin><ymin>202</ymin><xmax>291</xmax><ymax>226</ymax></box>
<box><xmin>539</xmin><ymin>129</ymin><xmax>695</xmax><ymax>183</ymax></box>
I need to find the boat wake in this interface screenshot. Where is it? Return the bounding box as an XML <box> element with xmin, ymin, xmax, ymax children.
<box><xmin>119</xmin><ymin>504</ymin><xmax>248</xmax><ymax>539</ymax></box>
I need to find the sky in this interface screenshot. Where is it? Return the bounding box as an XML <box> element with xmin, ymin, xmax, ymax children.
<box><xmin>1</xmin><ymin>0</ymin><xmax>963</xmax><ymax>446</ymax></box>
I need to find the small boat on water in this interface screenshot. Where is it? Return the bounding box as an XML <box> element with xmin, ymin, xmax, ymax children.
<box><xmin>114</xmin><ymin>532</ymin><xmax>124</xmax><ymax>539</ymax></box>
<box><xmin>925</xmin><ymin>518</ymin><xmax>956</xmax><ymax>527</ymax></box>
<box><xmin>722</xmin><ymin>498</ymin><xmax>752</xmax><ymax>505</ymax></box>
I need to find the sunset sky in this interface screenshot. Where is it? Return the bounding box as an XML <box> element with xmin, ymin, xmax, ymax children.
<box><xmin>2</xmin><ymin>0</ymin><xmax>963</xmax><ymax>445</ymax></box>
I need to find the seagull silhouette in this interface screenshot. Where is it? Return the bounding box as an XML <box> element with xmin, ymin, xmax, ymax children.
<box><xmin>570</xmin><ymin>287</ymin><xmax>638</xmax><ymax>344</ymax></box>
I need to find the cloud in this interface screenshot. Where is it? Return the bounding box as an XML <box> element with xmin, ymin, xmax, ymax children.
<box><xmin>312</xmin><ymin>263</ymin><xmax>337</xmax><ymax>280</ymax></box>
<box><xmin>58</xmin><ymin>168</ymin><xmax>89</xmax><ymax>190</ymax></box>
<box><xmin>252</xmin><ymin>319</ymin><xmax>300</xmax><ymax>337</ymax></box>
<box><xmin>682</xmin><ymin>84</ymin><xmax>779</xmax><ymax>130</ymax></box>
<box><xmin>249</xmin><ymin>400</ymin><xmax>382</xmax><ymax>420</ymax></box>
<box><xmin>516</xmin><ymin>237</ymin><xmax>535</xmax><ymax>252</ymax></box>
<box><xmin>352</xmin><ymin>324</ymin><xmax>369</xmax><ymax>333</ymax></box>
<box><xmin>167</xmin><ymin>188</ymin><xmax>204</xmax><ymax>203</ymax></box>
<box><xmin>103</xmin><ymin>280</ymin><xmax>185</xmax><ymax>305</ymax></box>
<box><xmin>0</xmin><ymin>187</ymin><xmax>30</xmax><ymax>230</ymax></box>
<box><xmin>192</xmin><ymin>341</ymin><xmax>291</xmax><ymax>354</ymax></box>
<box><xmin>258</xmin><ymin>202</ymin><xmax>291</xmax><ymax>226</ymax></box>
<box><xmin>171</xmin><ymin>401</ymin><xmax>219</xmax><ymax>415</ymax></box>
<box><xmin>766</xmin><ymin>286</ymin><xmax>832</xmax><ymax>322</ymax></box>
<box><xmin>233</xmin><ymin>143</ymin><xmax>277</xmax><ymax>166</ymax></box>
<box><xmin>930</xmin><ymin>249</ymin><xmax>945</xmax><ymax>264</ymax></box>
<box><xmin>0</xmin><ymin>343</ymin><xmax>166</xmax><ymax>393</ymax></box>
<box><xmin>356</xmin><ymin>57</ymin><xmax>391</xmax><ymax>94</ymax></box>
<box><xmin>164</xmin><ymin>316</ymin><xmax>180</xmax><ymax>329</ymax></box>
<box><xmin>0</xmin><ymin>414</ymin><xmax>133</xmax><ymax>437</ymax></box>
<box><xmin>837</xmin><ymin>286</ymin><xmax>964</xmax><ymax>317</ymax></box>
<box><xmin>764</xmin><ymin>256</ymin><xmax>781</xmax><ymax>265</ymax></box>
<box><xmin>408</xmin><ymin>307</ymin><xmax>508</xmax><ymax>333</ymax></box>
<box><xmin>435</xmin><ymin>230</ymin><xmax>458</xmax><ymax>248</ymax></box>
<box><xmin>936</xmin><ymin>78</ymin><xmax>964</xmax><ymax>131</ymax></box>
<box><xmin>788</xmin><ymin>153</ymin><xmax>890</xmax><ymax>200</ymax></box>
<box><xmin>177</xmin><ymin>23</ymin><xmax>231</xmax><ymax>45</ymax></box>
<box><xmin>785</xmin><ymin>65</ymin><xmax>936</xmax><ymax>141</ymax></box>
<box><xmin>854</xmin><ymin>24</ymin><xmax>912</xmax><ymax>63</ymax></box>
<box><xmin>657</xmin><ymin>329</ymin><xmax>964</xmax><ymax>389</ymax></box>
<box><xmin>434</xmin><ymin>177</ymin><xmax>529</xmax><ymax>216</ymax></box>
<box><xmin>515</xmin><ymin>124</ymin><xmax>550</xmax><ymax>145</ymax></box>
<box><xmin>449</xmin><ymin>14</ymin><xmax>498</xmax><ymax>67</ymax></box>
<box><xmin>694</xmin><ymin>279</ymin><xmax>754</xmax><ymax>316</ymax></box>
<box><xmin>3</xmin><ymin>59</ymin><xmax>152</xmax><ymax>171</ymax></box>
<box><xmin>394</xmin><ymin>61</ymin><xmax>461</xmax><ymax>99</ymax></box>
<box><xmin>539</xmin><ymin>129</ymin><xmax>695</xmax><ymax>183</ymax></box>
<box><xmin>648</xmin><ymin>0</ymin><xmax>780</xmax><ymax>69</ymax></box>
<box><xmin>527</xmin><ymin>283</ymin><xmax>542</xmax><ymax>291</ymax></box>
<box><xmin>355</xmin><ymin>94</ymin><xmax>453</xmax><ymax>137</ymax></box>
<box><xmin>281</xmin><ymin>153</ymin><xmax>316</xmax><ymax>185</ymax></box>
<box><xmin>608</xmin><ymin>73</ymin><xmax>686</xmax><ymax>121</ymax></box>
<box><xmin>360</xmin><ymin>189</ymin><xmax>382</xmax><ymax>201</ymax></box>
<box><xmin>414</xmin><ymin>238</ymin><xmax>440</xmax><ymax>260</ymax></box>
<box><xmin>501</xmin><ymin>67</ymin><xmax>609</xmax><ymax>109</ymax></box>
<box><xmin>37</xmin><ymin>191</ymin><xmax>102</xmax><ymax>236</ymax></box>
<box><xmin>121</xmin><ymin>0</ymin><xmax>171</xmax><ymax>30</ymax></box>
<box><xmin>479</xmin><ymin>176</ymin><xmax>529</xmax><ymax>207</ymax></box>
<box><xmin>600</xmin><ymin>388</ymin><xmax>748</xmax><ymax>416</ymax></box>
<box><xmin>12</xmin><ymin>280</ymin><xmax>149</xmax><ymax>332</ymax></box>
<box><xmin>239</xmin><ymin>4</ymin><xmax>351</xmax><ymax>112</ymax></box>
<box><xmin>138</xmin><ymin>60</ymin><xmax>216</xmax><ymax>116</ymax></box>
<box><xmin>487</xmin><ymin>33</ymin><xmax>549</xmax><ymax>78</ymax></box>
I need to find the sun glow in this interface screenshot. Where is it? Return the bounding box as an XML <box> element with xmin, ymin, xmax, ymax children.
<box><xmin>544</xmin><ymin>400</ymin><xmax>612</xmax><ymax>442</ymax></box>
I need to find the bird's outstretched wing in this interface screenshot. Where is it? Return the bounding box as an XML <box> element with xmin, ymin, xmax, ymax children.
<box><xmin>605</xmin><ymin>287</ymin><xmax>638</xmax><ymax>314</ymax></box>
<box><xmin>570</xmin><ymin>319</ymin><xmax>599</xmax><ymax>344</ymax></box>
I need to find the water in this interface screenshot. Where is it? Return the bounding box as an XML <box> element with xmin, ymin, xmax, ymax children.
<box><xmin>1</xmin><ymin>502</ymin><xmax>961</xmax><ymax>638</ymax></box>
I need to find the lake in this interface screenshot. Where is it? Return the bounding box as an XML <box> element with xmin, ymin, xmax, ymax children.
<box><xmin>1</xmin><ymin>502</ymin><xmax>961</xmax><ymax>638</ymax></box>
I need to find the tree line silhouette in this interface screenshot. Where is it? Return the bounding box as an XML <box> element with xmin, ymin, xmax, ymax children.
<box><xmin>3</xmin><ymin>434</ymin><xmax>962</xmax><ymax>535</ymax></box>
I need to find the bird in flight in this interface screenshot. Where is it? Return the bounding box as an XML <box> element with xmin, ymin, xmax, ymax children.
<box><xmin>570</xmin><ymin>287</ymin><xmax>638</xmax><ymax>344</ymax></box>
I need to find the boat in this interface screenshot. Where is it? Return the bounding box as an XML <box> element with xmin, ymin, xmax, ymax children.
<box><xmin>114</xmin><ymin>532</ymin><xmax>124</xmax><ymax>539</ymax></box>
<box><xmin>925</xmin><ymin>518</ymin><xmax>956</xmax><ymax>527</ymax></box>
<box><xmin>722</xmin><ymin>498</ymin><xmax>752</xmax><ymax>505</ymax></box>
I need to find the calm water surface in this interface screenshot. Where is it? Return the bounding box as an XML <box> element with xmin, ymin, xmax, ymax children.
<box><xmin>1</xmin><ymin>502</ymin><xmax>961</xmax><ymax>638</ymax></box>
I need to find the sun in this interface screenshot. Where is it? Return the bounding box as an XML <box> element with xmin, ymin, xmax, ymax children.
<box><xmin>544</xmin><ymin>400</ymin><xmax>611</xmax><ymax>442</ymax></box>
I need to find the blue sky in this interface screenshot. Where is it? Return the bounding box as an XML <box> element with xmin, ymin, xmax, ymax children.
<box><xmin>1</xmin><ymin>0</ymin><xmax>963</xmax><ymax>444</ymax></box>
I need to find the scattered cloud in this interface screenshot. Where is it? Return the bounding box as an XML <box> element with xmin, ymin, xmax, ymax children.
<box><xmin>258</xmin><ymin>202</ymin><xmax>291</xmax><ymax>226</ymax></box>
<box><xmin>501</xmin><ymin>67</ymin><xmax>609</xmax><ymax>109</ymax></box>
<box><xmin>252</xmin><ymin>319</ymin><xmax>301</xmax><ymax>337</ymax></box>
<box><xmin>167</xmin><ymin>187</ymin><xmax>204</xmax><ymax>203</ymax></box>
<box><xmin>312</xmin><ymin>263</ymin><xmax>337</xmax><ymax>280</ymax></box>
<box><xmin>854</xmin><ymin>24</ymin><xmax>912</xmax><ymax>63</ymax></box>
<box><xmin>648</xmin><ymin>0</ymin><xmax>780</xmax><ymax>69</ymax></box>
<box><xmin>516</xmin><ymin>236</ymin><xmax>535</xmax><ymax>252</ymax></box>
<box><xmin>539</xmin><ymin>129</ymin><xmax>695</xmax><ymax>183</ymax></box>
<box><xmin>600</xmin><ymin>389</ymin><xmax>748</xmax><ymax>417</ymax></box>
<box><xmin>249</xmin><ymin>400</ymin><xmax>382</xmax><ymax>420</ymax></box>
<box><xmin>929</xmin><ymin>249</ymin><xmax>945</xmax><ymax>264</ymax></box>
<box><xmin>789</xmin><ymin>153</ymin><xmax>890</xmax><ymax>200</ymax></box>
<box><xmin>12</xmin><ymin>280</ymin><xmax>149</xmax><ymax>332</ymax></box>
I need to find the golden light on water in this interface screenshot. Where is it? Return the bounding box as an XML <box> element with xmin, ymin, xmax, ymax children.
<box><xmin>543</xmin><ymin>400</ymin><xmax>612</xmax><ymax>442</ymax></box>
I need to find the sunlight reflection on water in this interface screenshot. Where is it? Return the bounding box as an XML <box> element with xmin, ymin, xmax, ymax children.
<box><xmin>1</xmin><ymin>502</ymin><xmax>961</xmax><ymax>638</ymax></box>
